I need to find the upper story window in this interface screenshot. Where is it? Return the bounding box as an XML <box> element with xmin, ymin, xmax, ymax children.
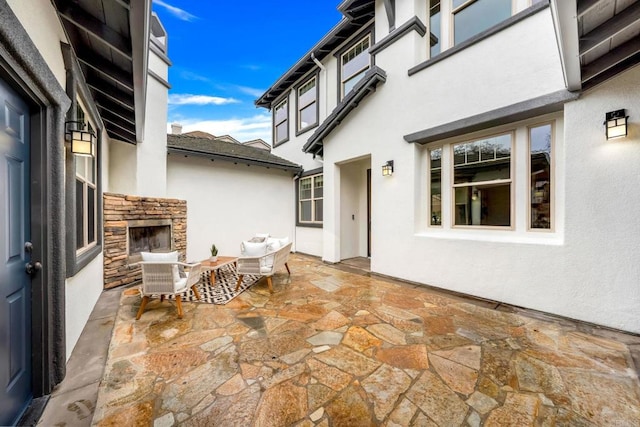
<box><xmin>428</xmin><ymin>0</ymin><xmax>545</xmax><ymax>59</ymax></box>
<box><xmin>297</xmin><ymin>76</ymin><xmax>318</xmax><ymax>133</ymax></box>
<box><xmin>341</xmin><ymin>35</ymin><xmax>371</xmax><ymax>98</ymax></box>
<box><xmin>273</xmin><ymin>98</ymin><xmax>289</xmax><ymax>146</ymax></box>
<box><xmin>429</xmin><ymin>1</ymin><xmax>441</xmax><ymax>57</ymax></box>
<box><xmin>452</xmin><ymin>0</ymin><xmax>512</xmax><ymax>45</ymax></box>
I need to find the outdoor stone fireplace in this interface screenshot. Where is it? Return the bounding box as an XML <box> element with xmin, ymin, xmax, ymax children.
<box><xmin>103</xmin><ymin>193</ymin><xmax>187</xmax><ymax>289</ymax></box>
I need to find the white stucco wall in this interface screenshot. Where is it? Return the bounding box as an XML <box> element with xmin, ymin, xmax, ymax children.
<box><xmin>316</xmin><ymin>6</ymin><xmax>640</xmax><ymax>332</ymax></box>
<box><xmin>64</xmin><ymin>255</ymin><xmax>104</xmax><ymax>359</ymax></box>
<box><xmin>167</xmin><ymin>156</ymin><xmax>295</xmax><ymax>260</ymax></box>
<box><xmin>7</xmin><ymin>0</ymin><xmax>67</xmax><ymax>86</ymax></box>
<box><xmin>136</xmin><ymin>49</ymin><xmax>169</xmax><ymax>197</ymax></box>
<box><xmin>108</xmin><ymin>140</ymin><xmax>138</xmax><ymax>194</ymax></box>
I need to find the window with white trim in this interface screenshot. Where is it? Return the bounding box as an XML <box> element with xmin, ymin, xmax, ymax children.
<box><xmin>274</xmin><ymin>98</ymin><xmax>289</xmax><ymax>145</ymax></box>
<box><xmin>427</xmin><ymin>118</ymin><xmax>555</xmax><ymax>231</ymax></box>
<box><xmin>453</xmin><ymin>133</ymin><xmax>512</xmax><ymax>227</ymax></box>
<box><xmin>529</xmin><ymin>123</ymin><xmax>553</xmax><ymax>230</ymax></box>
<box><xmin>297</xmin><ymin>77</ymin><xmax>317</xmax><ymax>132</ymax></box>
<box><xmin>341</xmin><ymin>35</ymin><xmax>371</xmax><ymax>98</ymax></box>
<box><xmin>452</xmin><ymin>0</ymin><xmax>512</xmax><ymax>45</ymax></box>
<box><xmin>428</xmin><ymin>0</ymin><xmax>543</xmax><ymax>58</ymax></box>
<box><xmin>429</xmin><ymin>147</ymin><xmax>442</xmax><ymax>225</ymax></box>
<box><xmin>74</xmin><ymin>104</ymin><xmax>97</xmax><ymax>253</ymax></box>
<box><xmin>299</xmin><ymin>174</ymin><xmax>323</xmax><ymax>224</ymax></box>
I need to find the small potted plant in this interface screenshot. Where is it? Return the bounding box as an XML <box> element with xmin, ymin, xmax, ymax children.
<box><xmin>209</xmin><ymin>244</ymin><xmax>218</xmax><ymax>262</ymax></box>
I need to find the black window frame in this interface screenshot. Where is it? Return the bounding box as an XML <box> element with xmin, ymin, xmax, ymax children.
<box><xmin>335</xmin><ymin>24</ymin><xmax>375</xmax><ymax>102</ymax></box>
<box><xmin>296</xmin><ymin>168</ymin><xmax>324</xmax><ymax>228</ymax></box>
<box><xmin>62</xmin><ymin>43</ymin><xmax>103</xmax><ymax>277</ymax></box>
<box><xmin>272</xmin><ymin>91</ymin><xmax>290</xmax><ymax>147</ymax></box>
<box><xmin>295</xmin><ymin>72</ymin><xmax>320</xmax><ymax>136</ymax></box>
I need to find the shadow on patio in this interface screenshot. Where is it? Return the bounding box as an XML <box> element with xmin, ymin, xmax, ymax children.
<box><xmin>42</xmin><ymin>254</ymin><xmax>640</xmax><ymax>426</ymax></box>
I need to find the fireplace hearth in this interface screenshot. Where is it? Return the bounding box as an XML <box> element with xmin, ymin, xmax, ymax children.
<box><xmin>103</xmin><ymin>193</ymin><xmax>186</xmax><ymax>289</ymax></box>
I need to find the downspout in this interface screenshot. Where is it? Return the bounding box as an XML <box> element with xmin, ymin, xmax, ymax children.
<box><xmin>311</xmin><ymin>53</ymin><xmax>328</xmax><ymax>119</ymax></box>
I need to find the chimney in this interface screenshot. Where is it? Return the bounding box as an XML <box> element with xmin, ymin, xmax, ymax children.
<box><xmin>171</xmin><ymin>123</ymin><xmax>183</xmax><ymax>135</ymax></box>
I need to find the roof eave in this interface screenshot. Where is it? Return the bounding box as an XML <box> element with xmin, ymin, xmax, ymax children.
<box><xmin>303</xmin><ymin>66</ymin><xmax>387</xmax><ymax>155</ymax></box>
<box><xmin>131</xmin><ymin>0</ymin><xmax>151</xmax><ymax>143</ymax></box>
<box><xmin>550</xmin><ymin>0</ymin><xmax>582</xmax><ymax>91</ymax></box>
<box><xmin>167</xmin><ymin>146</ymin><xmax>302</xmax><ymax>172</ymax></box>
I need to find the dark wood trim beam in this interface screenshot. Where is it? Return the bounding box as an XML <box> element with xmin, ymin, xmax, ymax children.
<box><xmin>57</xmin><ymin>4</ymin><xmax>132</xmax><ymax>60</ymax></box>
<box><xmin>107</xmin><ymin>127</ymin><xmax>136</xmax><ymax>144</ymax></box>
<box><xmin>77</xmin><ymin>50</ymin><xmax>133</xmax><ymax>92</ymax></box>
<box><xmin>95</xmin><ymin>98</ymin><xmax>135</xmax><ymax>125</ymax></box>
<box><xmin>102</xmin><ymin>114</ymin><xmax>136</xmax><ymax>137</ymax></box>
<box><xmin>582</xmin><ymin>35</ymin><xmax>640</xmax><ymax>82</ymax></box>
<box><xmin>579</xmin><ymin>1</ymin><xmax>640</xmax><ymax>56</ymax></box>
<box><xmin>88</xmin><ymin>83</ymin><xmax>134</xmax><ymax>111</ymax></box>
<box><xmin>577</xmin><ymin>0</ymin><xmax>601</xmax><ymax>18</ymax></box>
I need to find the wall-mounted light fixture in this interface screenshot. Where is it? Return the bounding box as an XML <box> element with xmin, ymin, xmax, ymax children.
<box><xmin>382</xmin><ymin>160</ymin><xmax>394</xmax><ymax>176</ymax></box>
<box><xmin>605</xmin><ymin>109</ymin><xmax>628</xmax><ymax>140</ymax></box>
<box><xmin>65</xmin><ymin>121</ymin><xmax>96</xmax><ymax>157</ymax></box>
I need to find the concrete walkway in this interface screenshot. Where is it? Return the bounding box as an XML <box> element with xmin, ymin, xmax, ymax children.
<box><xmin>42</xmin><ymin>254</ymin><xmax>640</xmax><ymax>426</ymax></box>
<box><xmin>36</xmin><ymin>286</ymin><xmax>122</xmax><ymax>426</ymax></box>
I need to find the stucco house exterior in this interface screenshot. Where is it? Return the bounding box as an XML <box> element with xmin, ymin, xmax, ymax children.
<box><xmin>257</xmin><ymin>0</ymin><xmax>640</xmax><ymax>335</ymax></box>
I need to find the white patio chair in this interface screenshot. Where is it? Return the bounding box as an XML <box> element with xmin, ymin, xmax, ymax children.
<box><xmin>236</xmin><ymin>241</ymin><xmax>292</xmax><ymax>293</ymax></box>
<box><xmin>135</xmin><ymin>260</ymin><xmax>202</xmax><ymax>319</ymax></box>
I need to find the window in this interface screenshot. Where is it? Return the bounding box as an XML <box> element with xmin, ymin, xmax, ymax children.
<box><xmin>427</xmin><ymin>119</ymin><xmax>556</xmax><ymax>232</ymax></box>
<box><xmin>75</xmin><ymin>104</ymin><xmax>97</xmax><ymax>253</ymax></box>
<box><xmin>430</xmin><ymin>148</ymin><xmax>442</xmax><ymax>225</ymax></box>
<box><xmin>299</xmin><ymin>174</ymin><xmax>323</xmax><ymax>224</ymax></box>
<box><xmin>429</xmin><ymin>0</ymin><xmax>441</xmax><ymax>57</ymax></box>
<box><xmin>452</xmin><ymin>133</ymin><xmax>512</xmax><ymax>227</ymax></box>
<box><xmin>341</xmin><ymin>35</ymin><xmax>371</xmax><ymax>98</ymax></box>
<box><xmin>274</xmin><ymin>98</ymin><xmax>289</xmax><ymax>145</ymax></box>
<box><xmin>297</xmin><ymin>76</ymin><xmax>318</xmax><ymax>132</ymax></box>
<box><xmin>452</xmin><ymin>0</ymin><xmax>512</xmax><ymax>45</ymax></box>
<box><xmin>529</xmin><ymin>123</ymin><xmax>552</xmax><ymax>230</ymax></box>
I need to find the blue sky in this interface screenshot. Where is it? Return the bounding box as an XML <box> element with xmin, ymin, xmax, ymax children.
<box><xmin>153</xmin><ymin>1</ymin><xmax>343</xmax><ymax>144</ymax></box>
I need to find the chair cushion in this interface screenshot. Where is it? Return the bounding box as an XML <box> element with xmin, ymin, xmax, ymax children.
<box><xmin>241</xmin><ymin>241</ymin><xmax>267</xmax><ymax>257</ymax></box>
<box><xmin>260</xmin><ymin>265</ymin><xmax>273</xmax><ymax>274</ymax></box>
<box><xmin>255</xmin><ymin>233</ymin><xmax>270</xmax><ymax>239</ymax></box>
<box><xmin>141</xmin><ymin>251</ymin><xmax>180</xmax><ymax>283</ymax></box>
<box><xmin>266</xmin><ymin>238</ymin><xmax>282</xmax><ymax>252</ymax></box>
<box><xmin>174</xmin><ymin>277</ymin><xmax>189</xmax><ymax>293</ymax></box>
<box><xmin>278</xmin><ymin>237</ymin><xmax>290</xmax><ymax>247</ymax></box>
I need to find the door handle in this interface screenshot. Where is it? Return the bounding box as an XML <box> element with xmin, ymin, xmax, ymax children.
<box><xmin>25</xmin><ymin>261</ymin><xmax>42</xmax><ymax>276</ymax></box>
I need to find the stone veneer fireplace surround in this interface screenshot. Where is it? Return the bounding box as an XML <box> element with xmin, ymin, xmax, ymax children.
<box><xmin>103</xmin><ymin>193</ymin><xmax>187</xmax><ymax>289</ymax></box>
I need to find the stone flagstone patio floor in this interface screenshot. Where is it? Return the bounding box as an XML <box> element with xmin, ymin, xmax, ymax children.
<box><xmin>92</xmin><ymin>254</ymin><xmax>640</xmax><ymax>426</ymax></box>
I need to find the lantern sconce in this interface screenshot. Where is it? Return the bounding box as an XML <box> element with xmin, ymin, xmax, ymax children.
<box><xmin>65</xmin><ymin>121</ymin><xmax>96</xmax><ymax>157</ymax></box>
<box><xmin>382</xmin><ymin>160</ymin><xmax>394</xmax><ymax>176</ymax></box>
<box><xmin>604</xmin><ymin>109</ymin><xmax>628</xmax><ymax>140</ymax></box>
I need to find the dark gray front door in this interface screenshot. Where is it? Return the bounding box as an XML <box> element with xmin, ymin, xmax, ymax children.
<box><xmin>0</xmin><ymin>77</ymin><xmax>32</xmax><ymax>425</ymax></box>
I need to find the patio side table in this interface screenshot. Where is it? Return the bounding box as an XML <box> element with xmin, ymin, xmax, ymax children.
<box><xmin>200</xmin><ymin>256</ymin><xmax>238</xmax><ymax>285</ymax></box>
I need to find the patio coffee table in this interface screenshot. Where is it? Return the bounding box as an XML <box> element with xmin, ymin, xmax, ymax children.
<box><xmin>200</xmin><ymin>256</ymin><xmax>238</xmax><ymax>285</ymax></box>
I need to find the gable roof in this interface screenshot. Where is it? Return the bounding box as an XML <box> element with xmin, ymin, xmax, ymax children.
<box><xmin>303</xmin><ymin>66</ymin><xmax>387</xmax><ymax>156</ymax></box>
<box><xmin>255</xmin><ymin>0</ymin><xmax>374</xmax><ymax>109</ymax></box>
<box><xmin>167</xmin><ymin>134</ymin><xmax>301</xmax><ymax>173</ymax></box>
<box><xmin>183</xmin><ymin>130</ymin><xmax>216</xmax><ymax>139</ymax></box>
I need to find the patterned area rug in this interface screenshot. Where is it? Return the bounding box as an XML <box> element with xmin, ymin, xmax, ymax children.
<box><xmin>169</xmin><ymin>264</ymin><xmax>260</xmax><ymax>305</ymax></box>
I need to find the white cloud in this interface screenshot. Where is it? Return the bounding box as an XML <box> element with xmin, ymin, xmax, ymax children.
<box><xmin>168</xmin><ymin>114</ymin><xmax>272</xmax><ymax>144</ymax></box>
<box><xmin>153</xmin><ymin>0</ymin><xmax>197</xmax><ymax>21</ymax></box>
<box><xmin>235</xmin><ymin>85</ymin><xmax>266</xmax><ymax>98</ymax></box>
<box><xmin>168</xmin><ymin>94</ymin><xmax>239</xmax><ymax>106</ymax></box>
